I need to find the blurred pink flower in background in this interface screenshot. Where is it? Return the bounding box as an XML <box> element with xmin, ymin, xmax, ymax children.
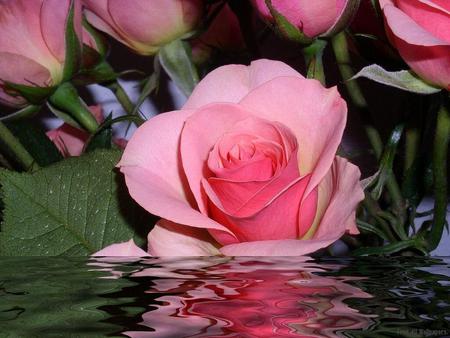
<box><xmin>47</xmin><ymin>105</ymin><xmax>126</xmax><ymax>157</ymax></box>
<box><xmin>83</xmin><ymin>0</ymin><xmax>203</xmax><ymax>55</ymax></box>
<box><xmin>98</xmin><ymin>59</ymin><xmax>363</xmax><ymax>257</ymax></box>
<box><xmin>191</xmin><ymin>4</ymin><xmax>245</xmax><ymax>64</ymax></box>
<box><xmin>379</xmin><ymin>0</ymin><xmax>450</xmax><ymax>89</ymax></box>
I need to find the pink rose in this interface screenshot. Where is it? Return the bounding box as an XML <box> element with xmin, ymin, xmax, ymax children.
<box><xmin>191</xmin><ymin>4</ymin><xmax>245</xmax><ymax>64</ymax></box>
<box><xmin>122</xmin><ymin>258</ymin><xmax>372</xmax><ymax>337</ymax></box>
<box><xmin>251</xmin><ymin>0</ymin><xmax>358</xmax><ymax>39</ymax></box>
<box><xmin>379</xmin><ymin>0</ymin><xmax>450</xmax><ymax>90</ymax></box>
<box><xmin>0</xmin><ymin>0</ymin><xmax>93</xmax><ymax>107</ymax></box>
<box><xmin>83</xmin><ymin>0</ymin><xmax>203</xmax><ymax>55</ymax></box>
<box><xmin>99</xmin><ymin>59</ymin><xmax>363</xmax><ymax>257</ymax></box>
<box><xmin>47</xmin><ymin>105</ymin><xmax>126</xmax><ymax>157</ymax></box>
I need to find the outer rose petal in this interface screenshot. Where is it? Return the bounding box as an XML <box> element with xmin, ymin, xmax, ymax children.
<box><xmin>118</xmin><ymin>111</ymin><xmax>234</xmax><ymax>237</ymax></box>
<box><xmin>239</xmin><ymin>77</ymin><xmax>347</xmax><ymax>196</ymax></box>
<box><xmin>382</xmin><ymin>4</ymin><xmax>450</xmax><ymax>88</ymax></box>
<box><xmin>0</xmin><ymin>52</ymin><xmax>51</xmax><ymax>106</ymax></box>
<box><xmin>148</xmin><ymin>220</ymin><xmax>221</xmax><ymax>256</ymax></box>
<box><xmin>183</xmin><ymin>59</ymin><xmax>303</xmax><ymax>109</ymax></box>
<box><xmin>93</xmin><ymin>239</ymin><xmax>149</xmax><ymax>256</ymax></box>
<box><xmin>309</xmin><ymin>157</ymin><xmax>363</xmax><ymax>240</ymax></box>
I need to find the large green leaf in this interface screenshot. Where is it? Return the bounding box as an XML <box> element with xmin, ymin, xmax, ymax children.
<box><xmin>0</xmin><ymin>150</ymin><xmax>151</xmax><ymax>256</ymax></box>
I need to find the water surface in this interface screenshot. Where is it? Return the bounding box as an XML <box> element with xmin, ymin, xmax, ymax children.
<box><xmin>0</xmin><ymin>256</ymin><xmax>449</xmax><ymax>337</ymax></box>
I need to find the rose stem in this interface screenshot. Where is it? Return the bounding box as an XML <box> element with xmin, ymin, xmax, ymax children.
<box><xmin>0</xmin><ymin>121</ymin><xmax>39</xmax><ymax>171</ymax></box>
<box><xmin>331</xmin><ymin>31</ymin><xmax>406</xmax><ymax>225</ymax></box>
<box><xmin>427</xmin><ymin>99</ymin><xmax>449</xmax><ymax>251</ymax></box>
<box><xmin>107</xmin><ymin>81</ymin><xmax>144</xmax><ymax>126</ymax></box>
<box><xmin>302</xmin><ymin>39</ymin><xmax>327</xmax><ymax>85</ymax></box>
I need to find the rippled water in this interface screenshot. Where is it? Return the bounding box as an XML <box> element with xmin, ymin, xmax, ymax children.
<box><xmin>0</xmin><ymin>257</ymin><xmax>449</xmax><ymax>337</ymax></box>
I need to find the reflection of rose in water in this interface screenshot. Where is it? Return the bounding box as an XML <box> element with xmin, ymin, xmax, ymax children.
<box><xmin>123</xmin><ymin>258</ymin><xmax>374</xmax><ymax>338</ymax></box>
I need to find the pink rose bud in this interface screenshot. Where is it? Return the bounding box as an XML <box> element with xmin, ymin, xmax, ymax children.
<box><xmin>191</xmin><ymin>4</ymin><xmax>245</xmax><ymax>64</ymax></box>
<box><xmin>99</xmin><ymin>59</ymin><xmax>364</xmax><ymax>257</ymax></box>
<box><xmin>0</xmin><ymin>0</ymin><xmax>92</xmax><ymax>107</ymax></box>
<box><xmin>83</xmin><ymin>0</ymin><xmax>203</xmax><ymax>55</ymax></box>
<box><xmin>251</xmin><ymin>0</ymin><xmax>360</xmax><ymax>39</ymax></box>
<box><xmin>379</xmin><ymin>0</ymin><xmax>450</xmax><ymax>90</ymax></box>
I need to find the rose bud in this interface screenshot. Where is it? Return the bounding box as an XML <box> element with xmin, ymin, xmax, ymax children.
<box><xmin>191</xmin><ymin>4</ymin><xmax>245</xmax><ymax>64</ymax></box>
<box><xmin>0</xmin><ymin>0</ymin><xmax>91</xmax><ymax>107</ymax></box>
<box><xmin>83</xmin><ymin>0</ymin><xmax>203</xmax><ymax>56</ymax></box>
<box><xmin>251</xmin><ymin>0</ymin><xmax>361</xmax><ymax>40</ymax></box>
<box><xmin>379</xmin><ymin>0</ymin><xmax>450</xmax><ymax>90</ymax></box>
<box><xmin>96</xmin><ymin>59</ymin><xmax>364</xmax><ymax>257</ymax></box>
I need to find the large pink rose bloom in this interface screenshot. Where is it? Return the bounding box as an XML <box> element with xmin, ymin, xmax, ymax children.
<box><xmin>0</xmin><ymin>0</ymin><xmax>88</xmax><ymax>107</ymax></box>
<box><xmin>83</xmin><ymin>0</ymin><xmax>203</xmax><ymax>55</ymax></box>
<box><xmin>100</xmin><ymin>59</ymin><xmax>363</xmax><ymax>257</ymax></box>
<box><xmin>379</xmin><ymin>0</ymin><xmax>450</xmax><ymax>90</ymax></box>
<box><xmin>251</xmin><ymin>0</ymin><xmax>351</xmax><ymax>38</ymax></box>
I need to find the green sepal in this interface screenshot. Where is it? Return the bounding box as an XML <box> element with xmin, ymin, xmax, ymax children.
<box><xmin>3</xmin><ymin>82</ymin><xmax>55</xmax><ymax>105</ymax></box>
<box><xmin>158</xmin><ymin>39</ymin><xmax>199</xmax><ymax>97</ymax></box>
<box><xmin>62</xmin><ymin>0</ymin><xmax>82</xmax><ymax>82</ymax></box>
<box><xmin>0</xmin><ymin>105</ymin><xmax>41</xmax><ymax>122</ymax></box>
<box><xmin>48</xmin><ymin>83</ymin><xmax>98</xmax><ymax>133</ymax></box>
<box><xmin>132</xmin><ymin>57</ymin><xmax>161</xmax><ymax>115</ymax></box>
<box><xmin>353</xmin><ymin>237</ymin><xmax>427</xmax><ymax>256</ymax></box>
<box><xmin>82</xmin><ymin>16</ymin><xmax>109</xmax><ymax>58</ymax></box>
<box><xmin>264</xmin><ymin>0</ymin><xmax>313</xmax><ymax>45</ymax></box>
<box><xmin>84</xmin><ymin>114</ymin><xmax>113</xmax><ymax>153</ymax></box>
<box><xmin>74</xmin><ymin>60</ymin><xmax>118</xmax><ymax>85</ymax></box>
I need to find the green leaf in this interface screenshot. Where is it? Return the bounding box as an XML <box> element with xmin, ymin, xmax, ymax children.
<box><xmin>74</xmin><ymin>59</ymin><xmax>118</xmax><ymax>85</ymax></box>
<box><xmin>158</xmin><ymin>39</ymin><xmax>199</xmax><ymax>97</ymax></box>
<box><xmin>351</xmin><ymin>64</ymin><xmax>442</xmax><ymax>94</ymax></box>
<box><xmin>352</xmin><ymin>238</ymin><xmax>423</xmax><ymax>256</ymax></box>
<box><xmin>0</xmin><ymin>150</ymin><xmax>151</xmax><ymax>256</ymax></box>
<box><xmin>62</xmin><ymin>0</ymin><xmax>81</xmax><ymax>81</ymax></box>
<box><xmin>356</xmin><ymin>220</ymin><xmax>390</xmax><ymax>241</ymax></box>
<box><xmin>264</xmin><ymin>0</ymin><xmax>313</xmax><ymax>44</ymax></box>
<box><xmin>5</xmin><ymin>120</ymin><xmax>63</xmax><ymax>167</ymax></box>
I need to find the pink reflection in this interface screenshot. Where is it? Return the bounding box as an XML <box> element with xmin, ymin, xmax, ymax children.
<box><xmin>124</xmin><ymin>258</ymin><xmax>373</xmax><ymax>337</ymax></box>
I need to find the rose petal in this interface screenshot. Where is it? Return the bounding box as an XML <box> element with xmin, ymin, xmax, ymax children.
<box><xmin>41</xmin><ymin>0</ymin><xmax>82</xmax><ymax>62</ymax></box>
<box><xmin>180</xmin><ymin>103</ymin><xmax>251</xmax><ymax>213</ymax></box>
<box><xmin>148</xmin><ymin>219</ymin><xmax>221</xmax><ymax>256</ymax></box>
<box><xmin>93</xmin><ymin>239</ymin><xmax>149</xmax><ymax>256</ymax></box>
<box><xmin>119</xmin><ymin>110</ymin><xmax>234</xmax><ymax>236</ymax></box>
<box><xmin>184</xmin><ymin>59</ymin><xmax>303</xmax><ymax>109</ymax></box>
<box><xmin>382</xmin><ymin>4</ymin><xmax>450</xmax><ymax>88</ymax></box>
<box><xmin>252</xmin><ymin>0</ymin><xmax>339</xmax><ymax>38</ymax></box>
<box><xmin>205</xmin><ymin>174</ymin><xmax>310</xmax><ymax>243</ymax></box>
<box><xmin>398</xmin><ymin>0</ymin><xmax>450</xmax><ymax>41</ymax></box>
<box><xmin>0</xmin><ymin>52</ymin><xmax>50</xmax><ymax>106</ymax></box>
<box><xmin>46</xmin><ymin>124</ymin><xmax>88</xmax><ymax>157</ymax></box>
<box><xmin>220</xmin><ymin>237</ymin><xmax>340</xmax><ymax>256</ymax></box>
<box><xmin>239</xmin><ymin>76</ymin><xmax>347</xmax><ymax>196</ymax></box>
<box><xmin>310</xmin><ymin>156</ymin><xmax>364</xmax><ymax>240</ymax></box>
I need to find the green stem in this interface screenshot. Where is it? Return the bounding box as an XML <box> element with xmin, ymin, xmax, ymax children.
<box><xmin>404</xmin><ymin>125</ymin><xmax>420</xmax><ymax>175</ymax></box>
<box><xmin>302</xmin><ymin>39</ymin><xmax>327</xmax><ymax>85</ymax></box>
<box><xmin>363</xmin><ymin>193</ymin><xmax>397</xmax><ymax>243</ymax></box>
<box><xmin>48</xmin><ymin>83</ymin><xmax>98</xmax><ymax>133</ymax></box>
<box><xmin>0</xmin><ymin>121</ymin><xmax>39</xmax><ymax>171</ymax></box>
<box><xmin>331</xmin><ymin>31</ymin><xmax>406</xmax><ymax>223</ymax></box>
<box><xmin>428</xmin><ymin>102</ymin><xmax>449</xmax><ymax>250</ymax></box>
